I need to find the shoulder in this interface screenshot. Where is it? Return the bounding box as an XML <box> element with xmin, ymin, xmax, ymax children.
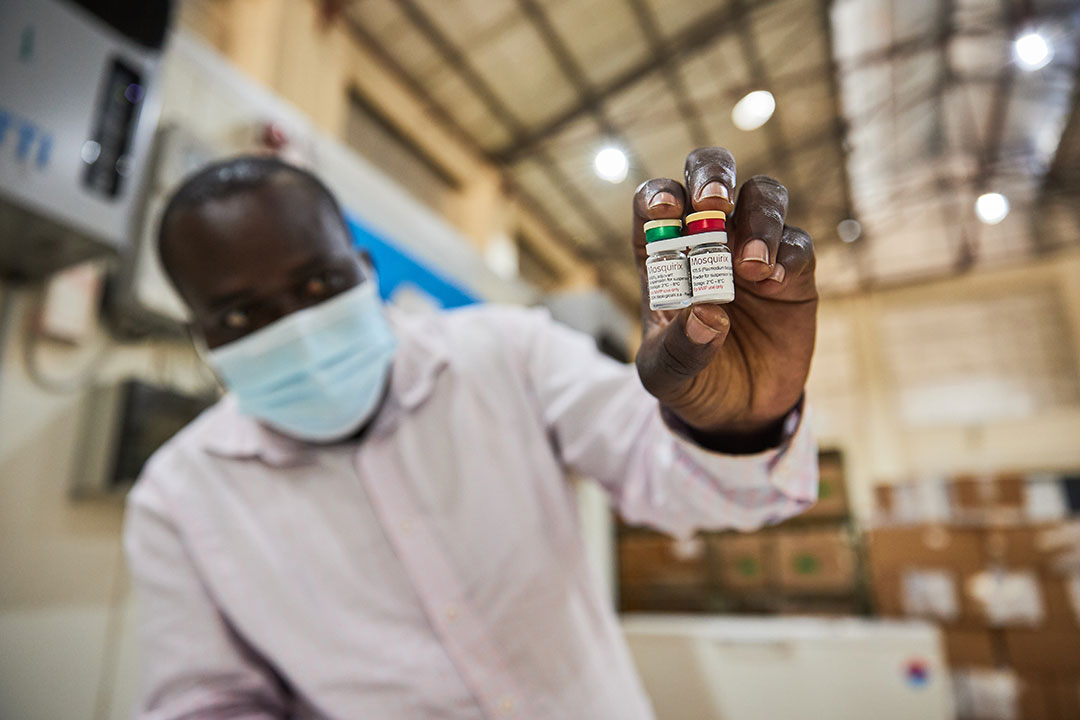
<box><xmin>400</xmin><ymin>304</ymin><xmax>555</xmax><ymax>358</ymax></box>
<box><xmin>125</xmin><ymin>397</ymin><xmax>232</xmax><ymax>512</ymax></box>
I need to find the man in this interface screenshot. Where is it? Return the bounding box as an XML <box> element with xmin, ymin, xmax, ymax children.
<box><xmin>125</xmin><ymin>147</ymin><xmax>820</xmax><ymax>719</ymax></box>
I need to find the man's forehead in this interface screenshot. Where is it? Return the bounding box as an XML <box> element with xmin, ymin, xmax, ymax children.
<box><xmin>175</xmin><ymin>183</ymin><xmax>350</xmax><ymax>252</ymax></box>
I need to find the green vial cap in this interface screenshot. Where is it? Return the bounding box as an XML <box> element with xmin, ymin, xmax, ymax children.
<box><xmin>644</xmin><ymin>218</ymin><xmax>683</xmax><ymax>242</ymax></box>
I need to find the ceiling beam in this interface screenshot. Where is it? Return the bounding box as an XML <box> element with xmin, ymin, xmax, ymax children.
<box><xmin>495</xmin><ymin>0</ymin><xmax>788</xmax><ymax>163</ymax></box>
<box><xmin>727</xmin><ymin>0</ymin><xmax>794</xmax><ymax>175</ymax></box>
<box><xmin>819</xmin><ymin>0</ymin><xmax>856</xmax><ymax>228</ymax></box>
<box><xmin>499</xmin><ymin>0</ymin><xmax>1080</xmax><ymax>165</ymax></box>
<box><xmin>392</xmin><ymin>0</ymin><xmax>526</xmax><ymax>136</ymax></box>
<box><xmin>342</xmin><ymin>6</ymin><xmax>636</xmax><ymax>306</ymax></box>
<box><xmin>973</xmin><ymin>0</ymin><xmax>1019</xmax><ymax>193</ymax></box>
<box><xmin>513</xmin><ymin>0</ymin><xmax>643</xmax><ymax>159</ymax></box>
<box><xmin>624</xmin><ymin>0</ymin><xmax>709</xmax><ymax>147</ymax></box>
<box><xmin>386</xmin><ymin>1</ymin><xmax>627</xmax><ymax>247</ymax></box>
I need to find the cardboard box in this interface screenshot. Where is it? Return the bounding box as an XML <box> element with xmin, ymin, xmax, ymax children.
<box><xmin>984</xmin><ymin>525</ymin><xmax>1066</xmax><ymax>570</ymax></box>
<box><xmin>872</xmin><ymin>481</ymin><xmax>951</xmax><ymax>525</ymax></box>
<box><xmin>618</xmin><ymin>584</ymin><xmax>710</xmax><ymax>613</ymax></box>
<box><xmin>874</xmin><ymin>484</ymin><xmax>895</xmax><ymax>516</ymax></box>
<box><xmin>618</xmin><ymin>533</ymin><xmax>707</xmax><ymax>587</ymax></box>
<box><xmin>709</xmin><ymin>533</ymin><xmax>772</xmax><ymax>590</ymax></box>
<box><xmin>774</xmin><ymin>527</ymin><xmax>855</xmax><ymax>593</ymax></box>
<box><xmin>801</xmin><ymin>450</ymin><xmax>848</xmax><ymax>519</ymax></box>
<box><xmin>867</xmin><ymin>526</ymin><xmax>985</xmax><ymax>573</ymax></box>
<box><xmin>1017</xmin><ymin>675</ymin><xmax>1055</xmax><ymax>720</ymax></box>
<box><xmin>870</xmin><ymin>570</ymin><xmax>905</xmax><ymax>617</ymax></box>
<box><xmin>1053</xmin><ymin>675</ymin><xmax>1080</xmax><ymax>720</ymax></box>
<box><xmin>1041</xmin><ymin>574</ymin><xmax>1080</xmax><ymax>629</ymax></box>
<box><xmin>1003</xmin><ymin>629</ymin><xmax>1080</xmax><ymax>673</ymax></box>
<box><xmin>952</xmin><ymin>475</ymin><xmax>1026</xmax><ymax>510</ymax></box>
<box><xmin>943</xmin><ymin>628</ymin><xmax>999</xmax><ymax>667</ymax></box>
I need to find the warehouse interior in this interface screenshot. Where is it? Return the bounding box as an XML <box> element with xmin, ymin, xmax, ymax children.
<box><xmin>1</xmin><ymin>0</ymin><xmax>1080</xmax><ymax>718</ymax></box>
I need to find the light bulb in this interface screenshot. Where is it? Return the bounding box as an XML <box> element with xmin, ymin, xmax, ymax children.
<box><xmin>732</xmin><ymin>90</ymin><xmax>776</xmax><ymax>131</ymax></box>
<box><xmin>837</xmin><ymin>218</ymin><xmax>862</xmax><ymax>243</ymax></box>
<box><xmin>975</xmin><ymin>193</ymin><xmax>1009</xmax><ymax>225</ymax></box>
<box><xmin>1014</xmin><ymin>32</ymin><xmax>1052</xmax><ymax>71</ymax></box>
<box><xmin>593</xmin><ymin>147</ymin><xmax>628</xmax><ymax>183</ymax></box>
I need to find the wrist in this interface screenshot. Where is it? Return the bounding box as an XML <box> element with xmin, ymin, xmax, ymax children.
<box><xmin>662</xmin><ymin>395</ymin><xmax>804</xmax><ymax>455</ymax></box>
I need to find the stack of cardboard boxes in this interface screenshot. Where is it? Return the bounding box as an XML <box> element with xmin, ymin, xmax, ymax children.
<box><xmin>869</xmin><ymin>474</ymin><xmax>1080</xmax><ymax>720</ymax></box>
<box><xmin>618</xmin><ymin>450</ymin><xmax>866</xmax><ymax>615</ymax></box>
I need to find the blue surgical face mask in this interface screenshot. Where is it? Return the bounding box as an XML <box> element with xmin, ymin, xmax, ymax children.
<box><xmin>206</xmin><ymin>282</ymin><xmax>397</xmax><ymax>442</ymax></box>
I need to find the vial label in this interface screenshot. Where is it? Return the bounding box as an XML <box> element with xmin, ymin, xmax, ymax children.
<box><xmin>646</xmin><ymin>257</ymin><xmax>691</xmax><ymax>309</ymax></box>
<box><xmin>690</xmin><ymin>250</ymin><xmax>734</xmax><ymax>303</ymax></box>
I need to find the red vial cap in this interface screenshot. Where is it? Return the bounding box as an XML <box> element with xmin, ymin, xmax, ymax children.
<box><xmin>685</xmin><ymin>210</ymin><xmax>726</xmax><ymax>234</ymax></box>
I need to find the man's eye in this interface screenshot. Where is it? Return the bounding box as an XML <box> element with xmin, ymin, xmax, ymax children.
<box><xmin>224</xmin><ymin>309</ymin><xmax>249</xmax><ymax>329</ymax></box>
<box><xmin>305</xmin><ymin>275</ymin><xmax>328</xmax><ymax>297</ymax></box>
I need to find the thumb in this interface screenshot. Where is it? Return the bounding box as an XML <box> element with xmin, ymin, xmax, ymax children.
<box><xmin>636</xmin><ymin>304</ymin><xmax>730</xmax><ymax>401</ymax></box>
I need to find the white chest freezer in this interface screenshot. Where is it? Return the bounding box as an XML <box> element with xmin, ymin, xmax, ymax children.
<box><xmin>623</xmin><ymin>615</ymin><xmax>952</xmax><ymax>720</ymax></box>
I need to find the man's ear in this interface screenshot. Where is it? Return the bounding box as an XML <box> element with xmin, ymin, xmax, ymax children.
<box><xmin>185</xmin><ymin>322</ymin><xmax>209</xmax><ymax>355</ymax></box>
<box><xmin>355</xmin><ymin>247</ymin><xmax>376</xmax><ymax>275</ymax></box>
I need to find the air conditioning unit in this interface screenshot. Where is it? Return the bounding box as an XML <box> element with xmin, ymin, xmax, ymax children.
<box><xmin>0</xmin><ymin>0</ymin><xmax>170</xmax><ymax>280</ymax></box>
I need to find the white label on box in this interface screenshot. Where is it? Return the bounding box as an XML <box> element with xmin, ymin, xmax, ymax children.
<box><xmin>893</xmin><ymin>484</ymin><xmax>921</xmax><ymax>524</ymax></box>
<box><xmin>966</xmin><ymin>570</ymin><xmax>1044</xmax><ymax>626</ymax></box>
<box><xmin>902</xmin><ymin>569</ymin><xmax>959</xmax><ymax>621</ymax></box>
<box><xmin>952</xmin><ymin>669</ymin><xmax>1019</xmax><ymax>720</ymax></box>
<box><xmin>1025</xmin><ymin>477</ymin><xmax>1068</xmax><ymax>522</ymax></box>
<box><xmin>916</xmin><ymin>478</ymin><xmax>952</xmax><ymax>522</ymax></box>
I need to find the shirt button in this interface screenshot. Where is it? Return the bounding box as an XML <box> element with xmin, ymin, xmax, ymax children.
<box><xmin>499</xmin><ymin>697</ymin><xmax>515</xmax><ymax>715</ymax></box>
<box><xmin>445</xmin><ymin>606</ymin><xmax>459</xmax><ymax>621</ymax></box>
<box><xmin>400</xmin><ymin>520</ymin><xmax>413</xmax><ymax>534</ymax></box>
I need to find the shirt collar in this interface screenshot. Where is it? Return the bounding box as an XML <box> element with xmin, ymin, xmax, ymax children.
<box><xmin>198</xmin><ymin>309</ymin><xmax>451</xmax><ymax>466</ymax></box>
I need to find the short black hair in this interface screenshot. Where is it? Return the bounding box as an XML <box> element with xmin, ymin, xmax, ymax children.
<box><xmin>157</xmin><ymin>155</ymin><xmax>346</xmax><ymax>273</ymax></box>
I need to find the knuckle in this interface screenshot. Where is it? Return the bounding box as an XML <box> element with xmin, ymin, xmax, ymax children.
<box><xmin>749</xmin><ymin>174</ymin><xmax>785</xmax><ymax>189</ymax></box>
<box><xmin>659</xmin><ymin>335</ymin><xmax>700</xmax><ymax>380</ymax></box>
<box><xmin>685</xmin><ymin>148</ymin><xmax>736</xmax><ymax>183</ymax></box>
<box><xmin>783</xmin><ymin>225</ymin><xmax>813</xmax><ymax>249</ymax></box>
<box><xmin>747</xmin><ymin>175</ymin><xmax>789</xmax><ymax>203</ymax></box>
<box><xmin>759</xmin><ymin>204</ymin><xmax>785</xmax><ymax>226</ymax></box>
<box><xmin>781</xmin><ymin>226</ymin><xmax>816</xmax><ymax>272</ymax></box>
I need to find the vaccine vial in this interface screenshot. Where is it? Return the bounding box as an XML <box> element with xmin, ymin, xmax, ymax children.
<box><xmin>686</xmin><ymin>210</ymin><xmax>734</xmax><ymax>304</ymax></box>
<box><xmin>644</xmin><ymin>219</ymin><xmax>691</xmax><ymax>311</ymax></box>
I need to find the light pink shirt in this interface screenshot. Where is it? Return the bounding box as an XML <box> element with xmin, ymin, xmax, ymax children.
<box><xmin>124</xmin><ymin>305</ymin><xmax>818</xmax><ymax>719</ymax></box>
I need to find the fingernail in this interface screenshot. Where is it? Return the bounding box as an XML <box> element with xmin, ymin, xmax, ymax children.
<box><xmin>686</xmin><ymin>309</ymin><xmax>725</xmax><ymax>345</ymax></box>
<box><xmin>648</xmin><ymin>191</ymin><xmax>678</xmax><ymax>209</ymax></box>
<box><xmin>741</xmin><ymin>239</ymin><xmax>769</xmax><ymax>264</ymax></box>
<box><xmin>697</xmin><ymin>180</ymin><xmax>730</xmax><ymax>202</ymax></box>
<box><xmin>767</xmin><ymin>264</ymin><xmax>786</xmax><ymax>283</ymax></box>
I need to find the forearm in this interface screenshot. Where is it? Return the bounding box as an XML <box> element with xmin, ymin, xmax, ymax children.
<box><xmin>608</xmin><ymin>400</ymin><xmax>818</xmax><ymax>538</ymax></box>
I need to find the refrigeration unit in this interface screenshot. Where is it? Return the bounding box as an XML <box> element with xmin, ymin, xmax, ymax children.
<box><xmin>108</xmin><ymin>31</ymin><xmax>534</xmax><ymax>336</ymax></box>
<box><xmin>0</xmin><ymin>0</ymin><xmax>169</xmax><ymax>280</ymax></box>
<box><xmin>623</xmin><ymin>614</ymin><xmax>953</xmax><ymax>720</ymax></box>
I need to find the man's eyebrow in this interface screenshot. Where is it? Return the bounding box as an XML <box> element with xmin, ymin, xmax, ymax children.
<box><xmin>287</xmin><ymin>257</ymin><xmax>324</xmax><ymax>278</ymax></box>
<box><xmin>207</xmin><ymin>288</ymin><xmax>257</xmax><ymax>311</ymax></box>
<box><xmin>287</xmin><ymin>255</ymin><xmax>341</xmax><ymax>278</ymax></box>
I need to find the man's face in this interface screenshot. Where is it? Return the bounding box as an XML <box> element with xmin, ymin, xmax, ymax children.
<box><xmin>163</xmin><ymin>178</ymin><xmax>367</xmax><ymax>349</ymax></box>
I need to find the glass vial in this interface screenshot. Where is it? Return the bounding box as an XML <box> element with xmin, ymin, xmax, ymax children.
<box><xmin>685</xmin><ymin>211</ymin><xmax>734</xmax><ymax>304</ymax></box>
<box><xmin>644</xmin><ymin>219</ymin><xmax>691</xmax><ymax>311</ymax></box>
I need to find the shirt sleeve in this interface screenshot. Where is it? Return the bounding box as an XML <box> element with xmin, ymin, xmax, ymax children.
<box><xmin>124</xmin><ymin>477</ymin><xmax>290</xmax><ymax>720</ymax></box>
<box><xmin>511</xmin><ymin>306</ymin><xmax>819</xmax><ymax>540</ymax></box>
